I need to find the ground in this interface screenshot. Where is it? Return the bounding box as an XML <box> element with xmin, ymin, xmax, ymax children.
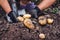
<box><xmin>0</xmin><ymin>1</ymin><xmax>60</xmax><ymax>40</ymax></box>
<box><xmin>0</xmin><ymin>13</ymin><xmax>60</xmax><ymax>40</ymax></box>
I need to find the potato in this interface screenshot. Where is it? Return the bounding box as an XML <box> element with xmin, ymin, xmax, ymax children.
<box><xmin>39</xmin><ymin>33</ymin><xmax>45</xmax><ymax>39</ymax></box>
<box><xmin>38</xmin><ymin>16</ymin><xmax>47</xmax><ymax>25</ymax></box>
<box><xmin>23</xmin><ymin>14</ymin><xmax>31</xmax><ymax>19</ymax></box>
<box><xmin>24</xmin><ymin>19</ymin><xmax>35</xmax><ymax>29</ymax></box>
<box><xmin>17</xmin><ymin>16</ymin><xmax>24</xmax><ymax>22</ymax></box>
<box><xmin>47</xmin><ymin>18</ymin><xmax>54</xmax><ymax>24</ymax></box>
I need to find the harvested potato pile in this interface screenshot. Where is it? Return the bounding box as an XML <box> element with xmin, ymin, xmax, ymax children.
<box><xmin>0</xmin><ymin>13</ymin><xmax>60</xmax><ymax>40</ymax></box>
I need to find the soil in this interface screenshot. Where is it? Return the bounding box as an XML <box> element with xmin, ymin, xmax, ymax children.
<box><xmin>0</xmin><ymin>13</ymin><xmax>60</xmax><ymax>40</ymax></box>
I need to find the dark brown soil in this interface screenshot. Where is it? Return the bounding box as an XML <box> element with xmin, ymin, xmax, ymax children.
<box><xmin>0</xmin><ymin>13</ymin><xmax>60</xmax><ymax>40</ymax></box>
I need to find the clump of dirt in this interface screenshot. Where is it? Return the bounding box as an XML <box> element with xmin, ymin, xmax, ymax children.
<box><xmin>0</xmin><ymin>13</ymin><xmax>60</xmax><ymax>40</ymax></box>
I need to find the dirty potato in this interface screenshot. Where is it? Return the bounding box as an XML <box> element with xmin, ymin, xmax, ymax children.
<box><xmin>38</xmin><ymin>16</ymin><xmax>47</xmax><ymax>25</ymax></box>
<box><xmin>47</xmin><ymin>18</ymin><xmax>54</xmax><ymax>24</ymax></box>
<box><xmin>39</xmin><ymin>33</ymin><xmax>45</xmax><ymax>39</ymax></box>
<box><xmin>23</xmin><ymin>14</ymin><xmax>31</xmax><ymax>19</ymax></box>
<box><xmin>24</xmin><ymin>19</ymin><xmax>35</xmax><ymax>29</ymax></box>
<box><xmin>17</xmin><ymin>16</ymin><xmax>24</xmax><ymax>22</ymax></box>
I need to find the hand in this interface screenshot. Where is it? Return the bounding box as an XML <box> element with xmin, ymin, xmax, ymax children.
<box><xmin>8</xmin><ymin>11</ymin><xmax>18</xmax><ymax>23</ymax></box>
<box><xmin>29</xmin><ymin>7</ymin><xmax>45</xmax><ymax>19</ymax></box>
<box><xmin>34</xmin><ymin>7</ymin><xmax>45</xmax><ymax>17</ymax></box>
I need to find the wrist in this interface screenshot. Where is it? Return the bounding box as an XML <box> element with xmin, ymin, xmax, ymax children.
<box><xmin>35</xmin><ymin>6</ymin><xmax>45</xmax><ymax>17</ymax></box>
<box><xmin>37</xmin><ymin>5</ymin><xmax>43</xmax><ymax>10</ymax></box>
<box><xmin>35</xmin><ymin>6</ymin><xmax>42</xmax><ymax>13</ymax></box>
<box><xmin>8</xmin><ymin>11</ymin><xmax>13</xmax><ymax>15</ymax></box>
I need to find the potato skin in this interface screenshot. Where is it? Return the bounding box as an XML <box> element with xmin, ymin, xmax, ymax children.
<box><xmin>24</xmin><ymin>19</ymin><xmax>35</xmax><ymax>29</ymax></box>
<box><xmin>38</xmin><ymin>16</ymin><xmax>47</xmax><ymax>25</ymax></box>
<box><xmin>23</xmin><ymin>14</ymin><xmax>31</xmax><ymax>19</ymax></box>
<box><xmin>39</xmin><ymin>33</ymin><xmax>45</xmax><ymax>39</ymax></box>
<box><xmin>47</xmin><ymin>18</ymin><xmax>54</xmax><ymax>24</ymax></box>
<box><xmin>17</xmin><ymin>16</ymin><xmax>24</xmax><ymax>22</ymax></box>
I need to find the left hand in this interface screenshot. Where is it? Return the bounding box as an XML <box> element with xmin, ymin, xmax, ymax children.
<box><xmin>34</xmin><ymin>6</ymin><xmax>45</xmax><ymax>17</ymax></box>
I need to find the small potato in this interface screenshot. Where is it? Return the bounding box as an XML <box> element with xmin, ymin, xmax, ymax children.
<box><xmin>17</xmin><ymin>16</ymin><xmax>24</xmax><ymax>22</ymax></box>
<box><xmin>47</xmin><ymin>18</ymin><xmax>54</xmax><ymax>24</ymax></box>
<box><xmin>39</xmin><ymin>33</ymin><xmax>45</xmax><ymax>39</ymax></box>
<box><xmin>24</xmin><ymin>19</ymin><xmax>35</xmax><ymax>29</ymax></box>
<box><xmin>23</xmin><ymin>14</ymin><xmax>31</xmax><ymax>19</ymax></box>
<box><xmin>38</xmin><ymin>16</ymin><xmax>47</xmax><ymax>25</ymax></box>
